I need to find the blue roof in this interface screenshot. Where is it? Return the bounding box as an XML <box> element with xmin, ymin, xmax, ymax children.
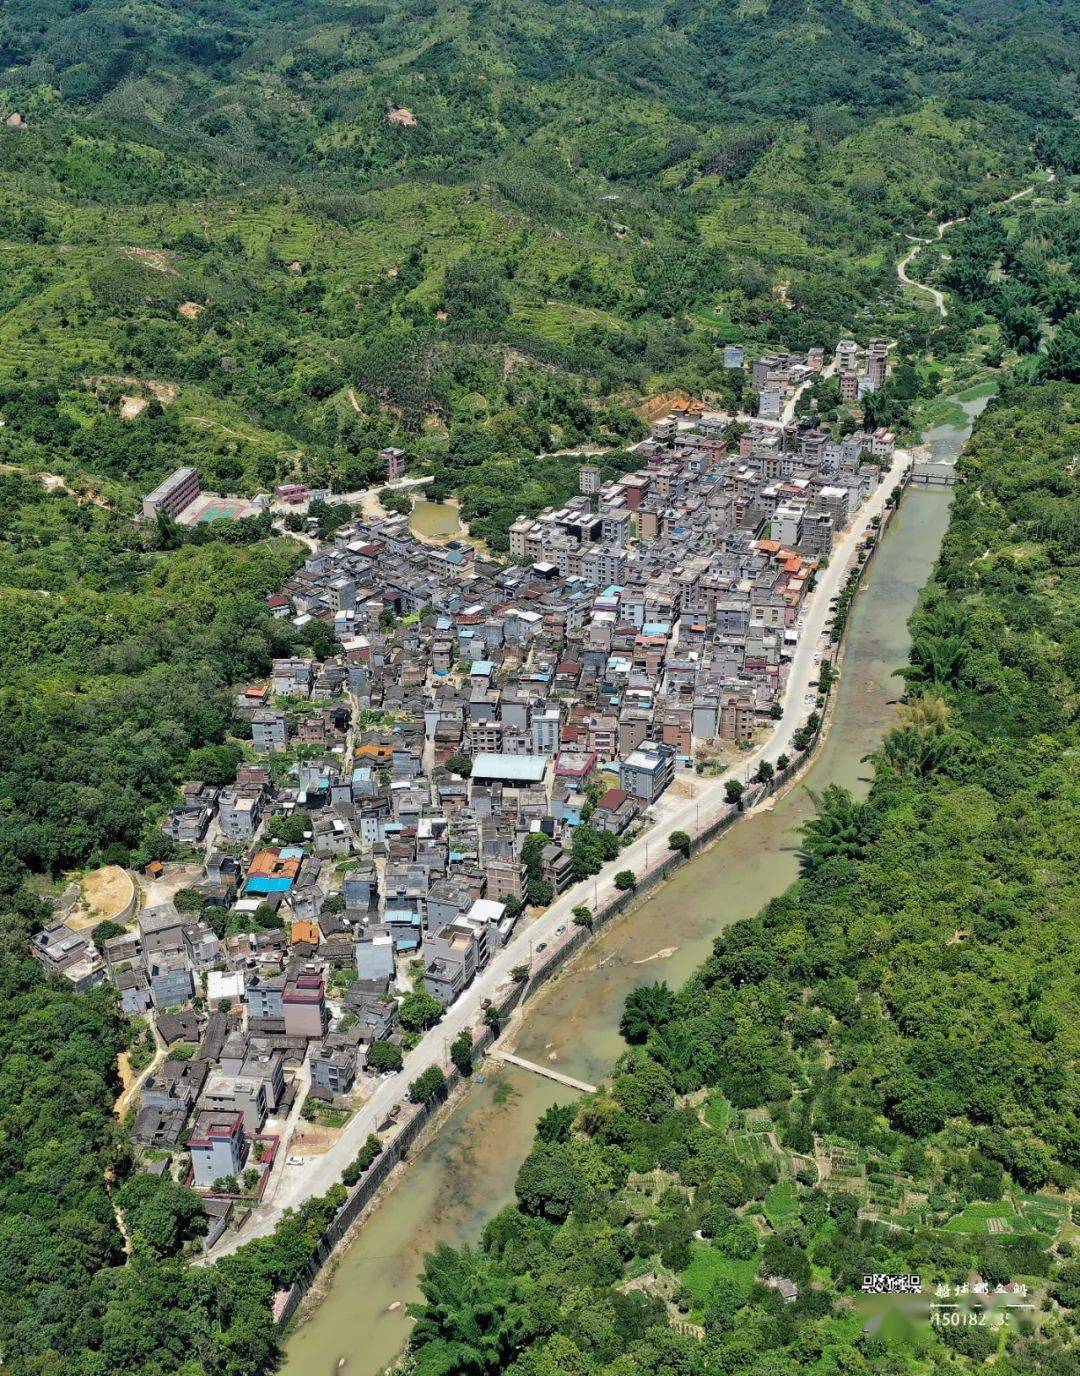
<box><xmin>245</xmin><ymin>876</ymin><xmax>294</xmax><ymax>894</ymax></box>
<box><xmin>471</xmin><ymin>660</ymin><xmax>494</xmax><ymax>674</ymax></box>
<box><xmin>279</xmin><ymin>845</ymin><xmax>304</xmax><ymax>859</ymax></box>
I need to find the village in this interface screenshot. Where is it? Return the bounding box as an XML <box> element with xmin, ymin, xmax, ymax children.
<box><xmin>30</xmin><ymin>336</ymin><xmax>901</xmax><ymax>1250</ymax></box>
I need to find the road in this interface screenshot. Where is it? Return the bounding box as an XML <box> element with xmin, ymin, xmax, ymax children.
<box><xmin>269</xmin><ymin>474</ymin><xmax>434</xmax><ymax>519</ymax></box>
<box><xmin>702</xmin><ymin>355</ymin><xmax>838</xmax><ymax>433</ymax></box>
<box><xmin>896</xmin><ymin>214</ymin><xmax>965</xmax><ymax>318</ymax></box>
<box><xmin>202</xmin><ymin>444</ymin><xmax>910</xmax><ymax>1262</ymax></box>
<box><xmin>114</xmin><ymin>1019</ymin><xmax>167</xmax><ymax>1121</ymax></box>
<box><xmin>895</xmin><ymin>173</ymin><xmax>1051</xmax><ymax>318</ymax></box>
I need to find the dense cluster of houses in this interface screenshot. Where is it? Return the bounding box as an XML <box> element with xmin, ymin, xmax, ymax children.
<box><xmin>33</xmin><ymin>341</ymin><xmax>894</xmax><ymax>1212</ymax></box>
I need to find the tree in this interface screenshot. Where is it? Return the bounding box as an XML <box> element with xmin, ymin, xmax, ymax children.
<box><xmin>446</xmin><ymin>752</ymin><xmax>472</xmax><ymax>778</ymax></box>
<box><xmin>186</xmin><ymin>741</ymin><xmax>243</xmax><ymax>788</ymax></box>
<box><xmin>570</xmin><ymin>824</ymin><xmax>606</xmax><ymax>880</ymax></box>
<box><xmin>525</xmin><ymin>875</ymin><xmax>554</xmax><ymax>908</ymax></box>
<box><xmin>515</xmin><ymin>1143</ymin><xmax>586</xmax><ymax>1221</ymax></box>
<box><xmin>755</xmin><ymin>761</ymin><xmax>774</xmax><ymax>784</ymax></box>
<box><xmin>1041</xmin><ymin>312</ymin><xmax>1080</xmax><ymax>382</ymax></box>
<box><xmin>704</xmin><ymin>1276</ymin><xmax>745</xmax><ymax>1334</ymax></box>
<box><xmin>91</xmin><ymin>918</ymin><xmax>124</xmax><ymax>953</ymax></box>
<box><xmin>269</xmin><ymin>811</ymin><xmax>311</xmax><ymax>845</ymax></box>
<box><xmin>620</xmin><ymin>982</ymin><xmax>674</xmax><ymax>1043</ymax></box>
<box><xmin>400</xmin><ymin>988</ymin><xmax>444</xmax><ymax>1032</ymax></box>
<box><xmin>510</xmin><ymin>964</ymin><xmax>529</xmax><ymax>982</ymax></box>
<box><xmin>343</xmin><ymin>1134</ymin><xmax>383</xmax><ymax>1185</ymax></box>
<box><xmin>668</xmin><ymin>830</ymin><xmax>691</xmax><ymax>855</ymax></box>
<box><xmin>535</xmin><ymin>1102</ymin><xmax>576</xmax><ymax>1144</ymax></box>
<box><xmin>409</xmin><ymin>1065</ymin><xmax>447</xmax><ymax>1103</ymax></box>
<box><xmin>724</xmin><ymin>779</ymin><xmax>745</xmax><ymax>807</ymax></box>
<box><xmin>800</xmin><ymin>786</ymin><xmax>874</xmax><ymax>869</ymax></box>
<box><xmin>369</xmin><ymin>1040</ymin><xmax>404</xmax><ymax>1073</ymax></box>
<box><xmin>776</xmin><ymin>754</ymin><xmax>790</xmax><ymax>770</ymax></box>
<box><xmin>450</xmin><ymin>1030</ymin><xmax>474</xmax><ymax>1077</ymax></box>
<box><xmin>379</xmin><ymin>487</ymin><xmax>412</xmax><ymax>515</ymax></box>
<box><xmin>115</xmin><ymin>1174</ymin><xmax>206</xmax><ymax>1258</ymax></box>
<box><xmin>571</xmin><ymin>904</ymin><xmax>593</xmax><ymax>927</ymax></box>
<box><xmin>614</xmin><ymin>870</ymin><xmax>636</xmax><ymax>891</ymax></box>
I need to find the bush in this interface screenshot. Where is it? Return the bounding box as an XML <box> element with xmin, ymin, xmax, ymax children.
<box><xmin>614</xmin><ymin>870</ymin><xmax>636</xmax><ymax>891</ymax></box>
<box><xmin>343</xmin><ymin>1134</ymin><xmax>383</xmax><ymax>1185</ymax></box>
<box><xmin>668</xmin><ymin>830</ymin><xmax>691</xmax><ymax>854</ymax></box>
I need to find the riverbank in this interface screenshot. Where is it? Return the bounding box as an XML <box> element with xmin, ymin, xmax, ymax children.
<box><xmin>279</xmin><ymin>393</ymin><xmax>987</xmax><ymax>1375</ymax></box>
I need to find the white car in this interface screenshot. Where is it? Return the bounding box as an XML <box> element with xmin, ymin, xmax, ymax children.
<box><xmin>286</xmin><ymin>1155</ymin><xmax>305</xmax><ymax>1167</ymax></box>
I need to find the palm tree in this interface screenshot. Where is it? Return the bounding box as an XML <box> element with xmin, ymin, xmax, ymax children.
<box><xmin>409</xmin><ymin>1244</ymin><xmax>529</xmax><ymax>1375</ymax></box>
<box><xmin>799</xmin><ymin>785</ymin><xmax>873</xmax><ymax>869</ymax></box>
<box><xmin>901</xmin><ymin>604</ymin><xmax>971</xmax><ymax>689</ymax></box>
<box><xmin>873</xmin><ymin>724</ymin><xmax>957</xmax><ymax>779</ymax></box>
<box><xmin>619</xmin><ymin>982</ymin><xmax>675</xmax><ymax>1043</ymax></box>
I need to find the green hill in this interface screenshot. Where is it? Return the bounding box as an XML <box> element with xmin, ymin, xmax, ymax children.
<box><xmin>0</xmin><ymin>0</ymin><xmax>1076</xmax><ymax>543</ymax></box>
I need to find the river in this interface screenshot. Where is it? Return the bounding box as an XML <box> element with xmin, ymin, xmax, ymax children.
<box><xmin>281</xmin><ymin>396</ymin><xmax>989</xmax><ymax>1376</ymax></box>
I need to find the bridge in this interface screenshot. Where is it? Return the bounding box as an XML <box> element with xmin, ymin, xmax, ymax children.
<box><xmin>909</xmin><ymin>466</ymin><xmax>962</xmax><ymax>487</ymax></box>
<box><xmin>489</xmin><ymin>1050</ymin><xmax>598</xmax><ymax>1094</ymax></box>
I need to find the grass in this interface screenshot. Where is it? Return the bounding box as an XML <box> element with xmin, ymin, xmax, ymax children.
<box><xmin>943</xmin><ymin>1201</ymin><xmax>1015</xmax><ymax>1233</ymax></box>
<box><xmin>731</xmin><ymin>1130</ymin><xmax>774</xmax><ymax>1165</ymax></box>
<box><xmin>764</xmin><ymin>1181</ymin><xmax>800</xmax><ymax>1229</ymax></box>
<box><xmin>680</xmin><ymin>1242</ymin><xmax>759</xmax><ymax>1309</ymax></box>
<box><xmin>914</xmin><ymin>396</ymin><xmax>969</xmax><ymax>431</ymax></box>
<box><xmin>702</xmin><ymin>1093</ymin><xmax>731</xmax><ymax>1131</ymax></box>
<box><xmin>951</xmin><ymin>380</ymin><xmax>998</xmax><ymax>402</ymax></box>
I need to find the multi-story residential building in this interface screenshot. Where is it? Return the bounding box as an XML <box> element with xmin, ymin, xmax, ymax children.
<box><xmin>189</xmin><ymin>1110</ymin><xmax>247</xmax><ymax>1189</ymax></box>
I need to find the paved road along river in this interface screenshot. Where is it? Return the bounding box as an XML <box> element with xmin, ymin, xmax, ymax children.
<box><xmin>280</xmin><ymin>395</ymin><xmax>990</xmax><ymax>1376</ymax></box>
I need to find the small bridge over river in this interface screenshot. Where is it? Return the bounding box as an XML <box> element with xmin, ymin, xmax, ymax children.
<box><xmin>909</xmin><ymin>465</ymin><xmax>963</xmax><ymax>487</ymax></box>
<box><xmin>489</xmin><ymin>1050</ymin><xmax>598</xmax><ymax>1094</ymax></box>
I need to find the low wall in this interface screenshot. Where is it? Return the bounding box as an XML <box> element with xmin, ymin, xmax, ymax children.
<box><xmin>273</xmin><ymin>490</ymin><xmax>904</xmax><ymax>1329</ymax></box>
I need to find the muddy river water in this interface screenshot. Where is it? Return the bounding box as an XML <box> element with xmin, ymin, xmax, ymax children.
<box><xmin>281</xmin><ymin>397</ymin><xmax>989</xmax><ymax>1376</ymax></box>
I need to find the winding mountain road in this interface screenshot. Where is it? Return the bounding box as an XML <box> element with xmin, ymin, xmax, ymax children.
<box><xmin>895</xmin><ymin>172</ymin><xmax>1053</xmax><ymax>318</ymax></box>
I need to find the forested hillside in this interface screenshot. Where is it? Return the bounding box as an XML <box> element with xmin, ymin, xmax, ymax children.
<box><xmin>405</xmin><ymin>377</ymin><xmax>1080</xmax><ymax>1375</ymax></box>
<box><xmin>0</xmin><ymin>0</ymin><xmax>1076</xmax><ymax>544</ymax></box>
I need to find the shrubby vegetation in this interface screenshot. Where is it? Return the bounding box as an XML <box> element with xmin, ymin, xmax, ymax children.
<box><xmin>405</xmin><ymin>381</ymin><xmax>1080</xmax><ymax>1374</ymax></box>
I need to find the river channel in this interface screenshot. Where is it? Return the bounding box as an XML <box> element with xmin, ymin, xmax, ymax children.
<box><xmin>282</xmin><ymin>396</ymin><xmax>990</xmax><ymax>1376</ymax></box>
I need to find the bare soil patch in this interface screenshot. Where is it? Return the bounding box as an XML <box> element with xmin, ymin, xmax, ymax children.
<box><xmin>68</xmin><ymin>864</ymin><xmax>135</xmax><ymax>928</ymax></box>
